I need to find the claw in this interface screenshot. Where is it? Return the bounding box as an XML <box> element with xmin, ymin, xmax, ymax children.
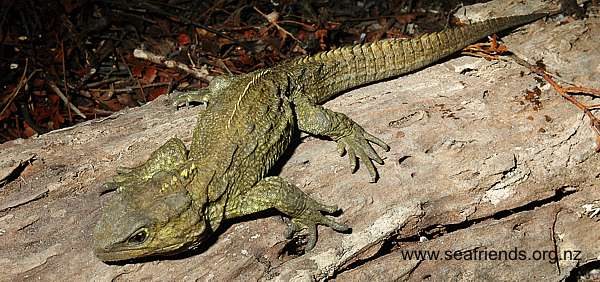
<box><xmin>336</xmin><ymin>142</ymin><xmax>346</xmax><ymax>156</ymax></box>
<box><xmin>284</xmin><ymin>199</ymin><xmax>349</xmax><ymax>251</ymax></box>
<box><xmin>364</xmin><ymin>131</ymin><xmax>390</xmax><ymax>152</ymax></box>
<box><xmin>335</xmin><ymin>124</ymin><xmax>389</xmax><ymax>181</ymax></box>
<box><xmin>347</xmin><ymin>146</ymin><xmax>357</xmax><ymax>172</ymax></box>
<box><xmin>314</xmin><ymin>202</ymin><xmax>340</xmax><ymax>214</ymax></box>
<box><xmin>319</xmin><ymin>216</ymin><xmax>350</xmax><ymax>232</ymax></box>
<box><xmin>304</xmin><ymin>222</ymin><xmax>318</xmax><ymax>251</ymax></box>
<box><xmin>115</xmin><ymin>166</ymin><xmax>133</xmax><ymax>175</ymax></box>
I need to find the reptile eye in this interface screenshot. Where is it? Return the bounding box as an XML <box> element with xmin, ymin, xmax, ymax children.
<box><xmin>128</xmin><ymin>229</ymin><xmax>148</xmax><ymax>245</ymax></box>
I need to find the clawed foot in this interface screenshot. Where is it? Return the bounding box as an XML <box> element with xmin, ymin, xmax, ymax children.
<box><xmin>100</xmin><ymin>138</ymin><xmax>189</xmax><ymax>194</ymax></box>
<box><xmin>336</xmin><ymin>124</ymin><xmax>390</xmax><ymax>182</ymax></box>
<box><xmin>98</xmin><ymin>165</ymin><xmax>140</xmax><ymax>193</ymax></box>
<box><xmin>171</xmin><ymin>89</ymin><xmax>210</xmax><ymax>108</ymax></box>
<box><xmin>283</xmin><ymin>200</ymin><xmax>349</xmax><ymax>251</ymax></box>
<box><xmin>98</xmin><ymin>166</ymin><xmax>137</xmax><ymax>194</ymax></box>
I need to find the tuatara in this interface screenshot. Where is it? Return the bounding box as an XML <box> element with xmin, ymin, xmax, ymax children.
<box><xmin>94</xmin><ymin>13</ymin><xmax>546</xmax><ymax>261</ymax></box>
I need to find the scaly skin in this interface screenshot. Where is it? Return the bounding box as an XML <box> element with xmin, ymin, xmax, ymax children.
<box><xmin>94</xmin><ymin>13</ymin><xmax>546</xmax><ymax>261</ymax></box>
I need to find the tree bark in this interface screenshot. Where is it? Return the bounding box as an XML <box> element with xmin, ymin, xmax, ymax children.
<box><xmin>1</xmin><ymin>0</ymin><xmax>599</xmax><ymax>280</ymax></box>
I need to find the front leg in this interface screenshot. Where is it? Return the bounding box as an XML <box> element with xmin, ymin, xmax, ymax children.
<box><xmin>225</xmin><ymin>176</ymin><xmax>349</xmax><ymax>251</ymax></box>
<box><xmin>293</xmin><ymin>97</ymin><xmax>390</xmax><ymax>182</ymax></box>
<box><xmin>101</xmin><ymin>138</ymin><xmax>189</xmax><ymax>193</ymax></box>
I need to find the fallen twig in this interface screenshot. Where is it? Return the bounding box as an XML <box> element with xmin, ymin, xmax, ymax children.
<box><xmin>102</xmin><ymin>0</ymin><xmax>243</xmax><ymax>47</ymax></box>
<box><xmin>119</xmin><ymin>51</ymin><xmax>146</xmax><ymax>102</ymax></box>
<box><xmin>85</xmin><ymin>78</ymin><xmax>120</xmax><ymax>88</ymax></box>
<box><xmin>508</xmin><ymin>54</ymin><xmax>600</xmax><ymax>151</ymax></box>
<box><xmin>462</xmin><ymin>35</ymin><xmax>508</xmax><ymax>60</ymax></box>
<box><xmin>462</xmin><ymin>36</ymin><xmax>600</xmax><ymax>151</ymax></box>
<box><xmin>1</xmin><ymin>61</ymin><xmax>38</xmax><ymax>118</ymax></box>
<box><xmin>563</xmin><ymin>86</ymin><xmax>600</xmax><ymax>98</ymax></box>
<box><xmin>77</xmin><ymin>106</ymin><xmax>115</xmax><ymax>116</ymax></box>
<box><xmin>133</xmin><ymin>49</ymin><xmax>211</xmax><ymax>82</ymax></box>
<box><xmin>92</xmin><ymin>82</ymin><xmax>171</xmax><ymax>94</ymax></box>
<box><xmin>47</xmin><ymin>81</ymin><xmax>87</xmax><ymax>119</ymax></box>
<box><xmin>254</xmin><ymin>6</ymin><xmax>304</xmax><ymax>46</ymax></box>
<box><xmin>60</xmin><ymin>39</ymin><xmax>72</xmax><ymax>122</ymax></box>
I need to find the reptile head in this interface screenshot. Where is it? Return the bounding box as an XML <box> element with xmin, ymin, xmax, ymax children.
<box><xmin>94</xmin><ymin>170</ymin><xmax>207</xmax><ymax>262</ymax></box>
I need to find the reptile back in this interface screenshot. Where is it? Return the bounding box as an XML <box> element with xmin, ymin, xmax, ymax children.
<box><xmin>188</xmin><ymin>70</ymin><xmax>296</xmax><ymax>194</ymax></box>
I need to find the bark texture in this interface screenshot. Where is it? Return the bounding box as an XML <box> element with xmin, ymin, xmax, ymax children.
<box><xmin>1</xmin><ymin>0</ymin><xmax>599</xmax><ymax>281</ymax></box>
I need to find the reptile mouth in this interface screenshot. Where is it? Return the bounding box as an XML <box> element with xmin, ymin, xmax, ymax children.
<box><xmin>95</xmin><ymin>248</ymin><xmax>144</xmax><ymax>262</ymax></box>
<box><xmin>95</xmin><ymin>243</ymin><xmax>185</xmax><ymax>262</ymax></box>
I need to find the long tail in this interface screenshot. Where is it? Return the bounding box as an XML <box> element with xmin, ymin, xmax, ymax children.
<box><xmin>294</xmin><ymin>13</ymin><xmax>546</xmax><ymax>103</ymax></box>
